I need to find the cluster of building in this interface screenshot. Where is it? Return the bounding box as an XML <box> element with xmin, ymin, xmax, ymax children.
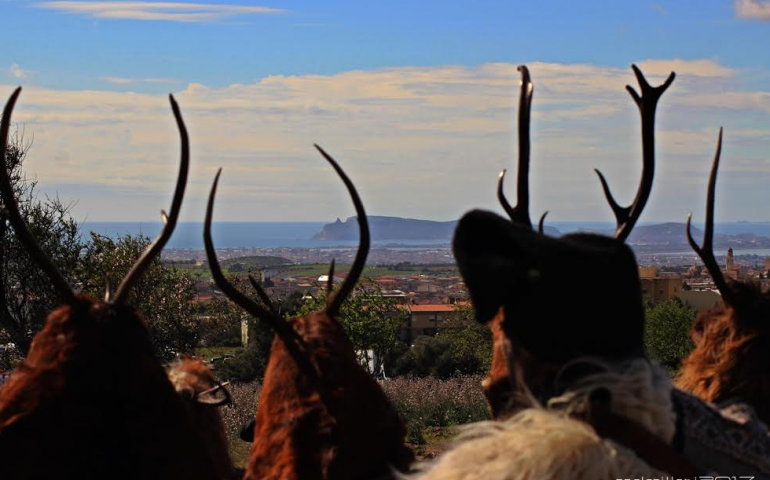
<box><xmin>639</xmin><ymin>247</ymin><xmax>770</xmax><ymax>310</ymax></box>
<box><xmin>194</xmin><ymin>267</ymin><xmax>469</xmax><ymax>346</ymax></box>
<box><xmin>191</xmin><ymin>244</ymin><xmax>770</xmax><ymax>348</ymax></box>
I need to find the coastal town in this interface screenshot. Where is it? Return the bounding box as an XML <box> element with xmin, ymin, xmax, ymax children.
<box><xmin>164</xmin><ymin>236</ymin><xmax>770</xmax><ymax>347</ymax></box>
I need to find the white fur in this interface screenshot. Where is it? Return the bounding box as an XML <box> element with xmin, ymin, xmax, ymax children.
<box><xmin>548</xmin><ymin>358</ymin><xmax>676</xmax><ymax>444</ymax></box>
<box><xmin>413</xmin><ymin>408</ymin><xmax>664</xmax><ymax>480</ymax></box>
<box><xmin>414</xmin><ymin>358</ymin><xmax>674</xmax><ymax>480</ymax></box>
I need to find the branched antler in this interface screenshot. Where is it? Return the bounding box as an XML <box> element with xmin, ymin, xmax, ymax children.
<box><xmin>204</xmin><ymin>169</ymin><xmax>296</xmax><ymax>341</ymax></box>
<box><xmin>686</xmin><ymin>128</ymin><xmax>735</xmax><ymax>304</ymax></box>
<box><xmin>595</xmin><ymin>64</ymin><xmax>675</xmax><ymax>242</ymax></box>
<box><xmin>498</xmin><ymin>65</ymin><xmax>534</xmax><ymax>229</ymax></box>
<box><xmin>248</xmin><ymin>274</ymin><xmax>277</xmax><ymax>314</ymax></box>
<box><xmin>314</xmin><ymin>144</ymin><xmax>370</xmax><ymax>317</ymax></box>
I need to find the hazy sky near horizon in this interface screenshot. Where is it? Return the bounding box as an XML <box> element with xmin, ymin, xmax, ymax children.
<box><xmin>1</xmin><ymin>0</ymin><xmax>770</xmax><ymax>223</ymax></box>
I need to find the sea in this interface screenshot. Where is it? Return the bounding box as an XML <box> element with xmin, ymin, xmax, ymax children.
<box><xmin>81</xmin><ymin>221</ymin><xmax>770</xmax><ymax>251</ymax></box>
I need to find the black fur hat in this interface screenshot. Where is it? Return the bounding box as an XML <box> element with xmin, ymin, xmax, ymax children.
<box><xmin>453</xmin><ymin>210</ymin><xmax>645</xmax><ymax>363</ymax></box>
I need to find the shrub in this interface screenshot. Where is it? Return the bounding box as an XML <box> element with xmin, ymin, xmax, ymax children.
<box><xmin>380</xmin><ymin>375</ymin><xmax>490</xmax><ymax>429</ymax></box>
<box><xmin>645</xmin><ymin>298</ymin><xmax>696</xmax><ymax>372</ymax></box>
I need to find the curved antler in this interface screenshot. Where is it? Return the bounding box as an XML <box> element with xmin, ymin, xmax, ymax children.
<box><xmin>595</xmin><ymin>64</ymin><xmax>675</xmax><ymax>242</ymax></box>
<box><xmin>204</xmin><ymin>169</ymin><xmax>296</xmax><ymax>340</ymax></box>
<box><xmin>0</xmin><ymin>87</ymin><xmax>75</xmax><ymax>302</ymax></box>
<box><xmin>498</xmin><ymin>65</ymin><xmax>534</xmax><ymax>228</ymax></box>
<box><xmin>538</xmin><ymin>211</ymin><xmax>548</xmax><ymax>235</ymax></box>
<box><xmin>313</xmin><ymin>145</ymin><xmax>369</xmax><ymax>317</ymax></box>
<box><xmin>686</xmin><ymin>128</ymin><xmax>734</xmax><ymax>304</ymax></box>
<box><xmin>112</xmin><ymin>95</ymin><xmax>189</xmax><ymax>304</ymax></box>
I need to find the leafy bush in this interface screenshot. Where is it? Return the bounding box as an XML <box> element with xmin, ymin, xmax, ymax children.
<box><xmin>214</xmin><ymin>335</ymin><xmax>272</xmax><ymax>383</ymax></box>
<box><xmin>644</xmin><ymin>298</ymin><xmax>696</xmax><ymax>371</ymax></box>
<box><xmin>386</xmin><ymin>304</ymin><xmax>491</xmax><ymax>379</ymax></box>
<box><xmin>79</xmin><ymin>233</ymin><xmax>199</xmax><ymax>361</ymax></box>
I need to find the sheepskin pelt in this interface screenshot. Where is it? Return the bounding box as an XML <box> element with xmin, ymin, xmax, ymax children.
<box><xmin>166</xmin><ymin>357</ymin><xmax>238</xmax><ymax>480</ymax></box>
<box><xmin>167</xmin><ymin>357</ymin><xmax>220</xmax><ymax>398</ymax></box>
<box><xmin>414</xmin><ymin>358</ymin><xmax>674</xmax><ymax>480</ymax></box>
<box><xmin>547</xmin><ymin>357</ymin><xmax>676</xmax><ymax>444</ymax></box>
<box><xmin>412</xmin><ymin>409</ymin><xmax>665</xmax><ymax>480</ymax></box>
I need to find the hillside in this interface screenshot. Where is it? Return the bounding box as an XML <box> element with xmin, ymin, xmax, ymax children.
<box><xmin>313</xmin><ymin>216</ymin><xmax>561</xmax><ymax>241</ymax></box>
<box><xmin>609</xmin><ymin>222</ymin><xmax>770</xmax><ymax>250</ymax></box>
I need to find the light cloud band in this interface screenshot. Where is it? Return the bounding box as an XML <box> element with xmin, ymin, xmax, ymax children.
<box><xmin>34</xmin><ymin>1</ymin><xmax>286</xmax><ymax>22</ymax></box>
<box><xmin>1</xmin><ymin>58</ymin><xmax>768</xmax><ymax>222</ymax></box>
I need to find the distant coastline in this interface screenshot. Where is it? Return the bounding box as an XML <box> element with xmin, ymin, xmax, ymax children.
<box><xmin>80</xmin><ymin>219</ymin><xmax>770</xmax><ymax>251</ymax></box>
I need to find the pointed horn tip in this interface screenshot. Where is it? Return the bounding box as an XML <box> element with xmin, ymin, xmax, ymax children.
<box><xmin>8</xmin><ymin>86</ymin><xmax>22</xmax><ymax>99</ymax></box>
<box><xmin>2</xmin><ymin>87</ymin><xmax>23</xmax><ymax>122</ymax></box>
<box><xmin>498</xmin><ymin>169</ymin><xmax>507</xmax><ymax>179</ymax></box>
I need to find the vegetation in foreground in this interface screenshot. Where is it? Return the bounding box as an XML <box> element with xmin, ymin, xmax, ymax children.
<box><xmin>220</xmin><ymin>376</ymin><xmax>489</xmax><ymax>467</ymax></box>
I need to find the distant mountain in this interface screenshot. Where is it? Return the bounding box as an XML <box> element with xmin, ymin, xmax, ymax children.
<box><xmin>590</xmin><ymin>222</ymin><xmax>770</xmax><ymax>251</ymax></box>
<box><xmin>312</xmin><ymin>216</ymin><xmax>561</xmax><ymax>241</ymax></box>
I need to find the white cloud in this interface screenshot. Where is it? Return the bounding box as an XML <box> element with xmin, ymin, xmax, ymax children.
<box><xmin>100</xmin><ymin>76</ymin><xmax>177</xmax><ymax>85</ymax></box>
<box><xmin>9</xmin><ymin>64</ymin><xmax>28</xmax><ymax>79</ymax></box>
<box><xmin>34</xmin><ymin>2</ymin><xmax>286</xmax><ymax>22</ymax></box>
<box><xmin>1</xmin><ymin>58</ymin><xmax>767</xmax><ymax>222</ymax></box>
<box><xmin>735</xmin><ymin>0</ymin><xmax>770</xmax><ymax>20</ymax></box>
<box><xmin>636</xmin><ymin>59</ymin><xmax>734</xmax><ymax>78</ymax></box>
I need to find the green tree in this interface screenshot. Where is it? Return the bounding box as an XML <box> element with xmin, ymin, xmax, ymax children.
<box><xmin>0</xmin><ymin>132</ymin><xmax>83</xmax><ymax>363</ymax></box>
<box><xmin>204</xmin><ymin>274</ymin><xmax>276</xmax><ymax>382</ymax></box>
<box><xmin>644</xmin><ymin>298</ymin><xmax>696</xmax><ymax>371</ymax></box>
<box><xmin>78</xmin><ymin>233</ymin><xmax>199</xmax><ymax>361</ymax></box>
<box><xmin>387</xmin><ymin>305</ymin><xmax>491</xmax><ymax>379</ymax></box>
<box><xmin>297</xmin><ymin>278</ymin><xmax>407</xmax><ymax>376</ymax></box>
<box><xmin>438</xmin><ymin>303</ymin><xmax>492</xmax><ymax>374</ymax></box>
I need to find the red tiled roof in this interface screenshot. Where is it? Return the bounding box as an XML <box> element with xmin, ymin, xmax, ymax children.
<box><xmin>408</xmin><ymin>304</ymin><xmax>456</xmax><ymax>313</ymax></box>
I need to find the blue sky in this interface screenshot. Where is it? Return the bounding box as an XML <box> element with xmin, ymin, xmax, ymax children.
<box><xmin>1</xmin><ymin>0</ymin><xmax>770</xmax><ymax>223</ymax></box>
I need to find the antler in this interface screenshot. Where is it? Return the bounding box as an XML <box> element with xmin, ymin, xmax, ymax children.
<box><xmin>247</xmin><ymin>274</ymin><xmax>277</xmax><ymax>313</ymax></box>
<box><xmin>204</xmin><ymin>169</ymin><xmax>296</xmax><ymax>340</ymax></box>
<box><xmin>0</xmin><ymin>87</ymin><xmax>75</xmax><ymax>302</ymax></box>
<box><xmin>686</xmin><ymin>128</ymin><xmax>734</xmax><ymax>304</ymax></box>
<box><xmin>538</xmin><ymin>211</ymin><xmax>548</xmax><ymax>235</ymax></box>
<box><xmin>112</xmin><ymin>95</ymin><xmax>189</xmax><ymax>304</ymax></box>
<box><xmin>498</xmin><ymin>65</ymin><xmax>534</xmax><ymax>229</ymax></box>
<box><xmin>313</xmin><ymin>145</ymin><xmax>370</xmax><ymax>317</ymax></box>
<box><xmin>595</xmin><ymin>64</ymin><xmax>675</xmax><ymax>242</ymax></box>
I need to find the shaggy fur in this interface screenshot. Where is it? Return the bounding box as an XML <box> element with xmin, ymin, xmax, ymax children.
<box><xmin>482</xmin><ymin>312</ymin><xmax>513</xmax><ymax>419</ymax></box>
<box><xmin>414</xmin><ymin>408</ymin><xmax>665</xmax><ymax>480</ymax></box>
<box><xmin>0</xmin><ymin>298</ymin><xmax>220</xmax><ymax>480</ymax></box>
<box><xmin>245</xmin><ymin>310</ymin><xmax>413</xmax><ymax>480</ymax></box>
<box><xmin>548</xmin><ymin>358</ymin><xmax>676</xmax><ymax>445</ymax></box>
<box><xmin>167</xmin><ymin>357</ymin><xmax>237</xmax><ymax>480</ymax></box>
<box><xmin>677</xmin><ymin>281</ymin><xmax>770</xmax><ymax>426</ymax></box>
<box><xmin>417</xmin><ymin>357</ymin><xmax>677</xmax><ymax>480</ymax></box>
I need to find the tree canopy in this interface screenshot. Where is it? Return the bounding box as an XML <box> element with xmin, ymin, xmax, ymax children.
<box><xmin>297</xmin><ymin>278</ymin><xmax>407</xmax><ymax>376</ymax></box>
<box><xmin>0</xmin><ymin>132</ymin><xmax>82</xmax><ymax>363</ymax></box>
<box><xmin>644</xmin><ymin>298</ymin><xmax>696</xmax><ymax>371</ymax></box>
